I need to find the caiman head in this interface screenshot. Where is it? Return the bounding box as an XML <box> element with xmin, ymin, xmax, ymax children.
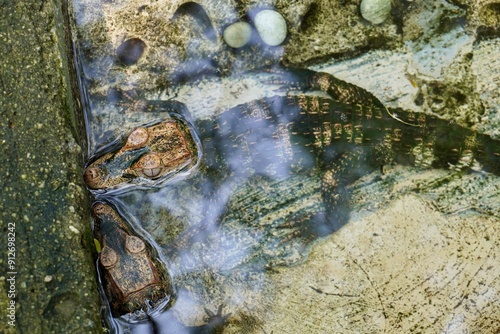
<box><xmin>92</xmin><ymin>202</ymin><xmax>172</xmax><ymax>318</ymax></box>
<box><xmin>84</xmin><ymin>118</ymin><xmax>198</xmax><ymax>191</ymax></box>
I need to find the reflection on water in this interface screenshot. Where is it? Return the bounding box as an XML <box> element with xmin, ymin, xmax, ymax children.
<box><xmin>70</xmin><ymin>0</ymin><xmax>500</xmax><ymax>333</ymax></box>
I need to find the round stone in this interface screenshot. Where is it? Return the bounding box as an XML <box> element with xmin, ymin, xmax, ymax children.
<box><xmin>116</xmin><ymin>38</ymin><xmax>146</xmax><ymax>66</ymax></box>
<box><xmin>223</xmin><ymin>22</ymin><xmax>252</xmax><ymax>48</ymax></box>
<box><xmin>360</xmin><ymin>0</ymin><xmax>392</xmax><ymax>25</ymax></box>
<box><xmin>254</xmin><ymin>10</ymin><xmax>287</xmax><ymax>46</ymax></box>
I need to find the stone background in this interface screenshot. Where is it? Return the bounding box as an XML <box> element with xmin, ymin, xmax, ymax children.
<box><xmin>75</xmin><ymin>0</ymin><xmax>500</xmax><ymax>135</ymax></box>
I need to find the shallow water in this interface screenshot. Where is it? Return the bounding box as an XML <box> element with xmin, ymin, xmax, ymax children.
<box><xmin>70</xmin><ymin>0</ymin><xmax>500</xmax><ymax>333</ymax></box>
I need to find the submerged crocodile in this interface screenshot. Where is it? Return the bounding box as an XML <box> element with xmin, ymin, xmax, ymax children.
<box><xmin>85</xmin><ymin>66</ymin><xmax>500</xmax><ymax>210</ymax></box>
<box><xmin>92</xmin><ymin>201</ymin><xmax>229</xmax><ymax>331</ymax></box>
<box><xmin>92</xmin><ymin>202</ymin><xmax>172</xmax><ymax>317</ymax></box>
<box><xmin>85</xmin><ymin>67</ymin><xmax>500</xmax><ymax>321</ymax></box>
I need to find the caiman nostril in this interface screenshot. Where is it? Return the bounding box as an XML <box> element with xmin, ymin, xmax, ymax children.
<box><xmin>84</xmin><ymin>167</ymin><xmax>102</xmax><ymax>189</ymax></box>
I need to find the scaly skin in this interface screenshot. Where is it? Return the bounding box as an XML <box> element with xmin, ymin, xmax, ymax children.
<box><xmin>84</xmin><ymin>117</ymin><xmax>199</xmax><ymax>191</ymax></box>
<box><xmin>92</xmin><ymin>202</ymin><xmax>231</xmax><ymax>332</ymax></box>
<box><xmin>92</xmin><ymin>202</ymin><xmax>172</xmax><ymax>318</ymax></box>
<box><xmin>184</xmin><ymin>91</ymin><xmax>499</xmax><ymax>246</ymax></box>
<box><xmin>86</xmin><ymin>68</ymin><xmax>500</xmax><ymax>252</ymax></box>
<box><xmin>86</xmin><ymin>68</ymin><xmax>500</xmax><ymax>316</ymax></box>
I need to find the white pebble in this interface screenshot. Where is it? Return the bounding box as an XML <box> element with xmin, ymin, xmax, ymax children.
<box><xmin>254</xmin><ymin>10</ymin><xmax>287</xmax><ymax>46</ymax></box>
<box><xmin>360</xmin><ymin>0</ymin><xmax>391</xmax><ymax>25</ymax></box>
<box><xmin>69</xmin><ymin>225</ymin><xmax>79</xmax><ymax>234</ymax></box>
<box><xmin>223</xmin><ymin>22</ymin><xmax>252</xmax><ymax>48</ymax></box>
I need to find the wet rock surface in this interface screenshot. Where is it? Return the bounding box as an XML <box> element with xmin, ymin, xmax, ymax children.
<box><xmin>264</xmin><ymin>192</ymin><xmax>500</xmax><ymax>333</ymax></box>
<box><xmin>75</xmin><ymin>0</ymin><xmax>500</xmax><ymax>134</ymax></box>
<box><xmin>0</xmin><ymin>1</ymin><xmax>101</xmax><ymax>333</ymax></box>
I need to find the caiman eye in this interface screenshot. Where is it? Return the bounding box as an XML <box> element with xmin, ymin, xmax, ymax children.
<box><xmin>134</xmin><ymin>153</ymin><xmax>164</xmax><ymax>179</ymax></box>
<box><xmin>100</xmin><ymin>246</ymin><xmax>118</xmax><ymax>269</ymax></box>
<box><xmin>125</xmin><ymin>236</ymin><xmax>145</xmax><ymax>254</ymax></box>
<box><xmin>141</xmin><ymin>167</ymin><xmax>163</xmax><ymax>178</ymax></box>
<box><xmin>124</xmin><ymin>127</ymin><xmax>149</xmax><ymax>149</ymax></box>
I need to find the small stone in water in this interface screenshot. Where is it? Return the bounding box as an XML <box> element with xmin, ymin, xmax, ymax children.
<box><xmin>254</xmin><ymin>10</ymin><xmax>287</xmax><ymax>46</ymax></box>
<box><xmin>116</xmin><ymin>38</ymin><xmax>146</xmax><ymax>66</ymax></box>
<box><xmin>360</xmin><ymin>0</ymin><xmax>391</xmax><ymax>25</ymax></box>
<box><xmin>223</xmin><ymin>22</ymin><xmax>252</xmax><ymax>48</ymax></box>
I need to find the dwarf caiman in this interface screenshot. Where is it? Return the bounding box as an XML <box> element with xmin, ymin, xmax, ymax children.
<box><xmin>85</xmin><ymin>67</ymin><xmax>500</xmax><ymax>318</ymax></box>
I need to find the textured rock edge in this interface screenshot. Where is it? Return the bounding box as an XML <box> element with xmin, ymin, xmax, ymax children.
<box><xmin>0</xmin><ymin>1</ymin><xmax>102</xmax><ymax>333</ymax></box>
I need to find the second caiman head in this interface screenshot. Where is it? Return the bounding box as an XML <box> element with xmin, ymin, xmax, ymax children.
<box><xmin>92</xmin><ymin>202</ymin><xmax>173</xmax><ymax>318</ymax></box>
